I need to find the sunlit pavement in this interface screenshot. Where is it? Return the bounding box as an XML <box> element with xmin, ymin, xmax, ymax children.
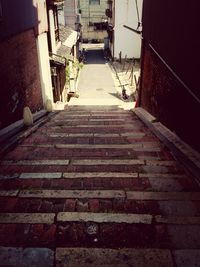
<box><xmin>0</xmin><ymin>49</ymin><xmax>200</xmax><ymax>267</ymax></box>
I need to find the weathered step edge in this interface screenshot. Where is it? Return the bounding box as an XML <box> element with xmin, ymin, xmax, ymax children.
<box><xmin>133</xmin><ymin>107</ymin><xmax>200</xmax><ymax>183</ymax></box>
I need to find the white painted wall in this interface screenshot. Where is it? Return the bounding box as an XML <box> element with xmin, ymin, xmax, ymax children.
<box><xmin>114</xmin><ymin>0</ymin><xmax>143</xmax><ymax>59</ymax></box>
<box><xmin>36</xmin><ymin>33</ymin><xmax>53</xmax><ymax>104</ymax></box>
<box><xmin>49</xmin><ymin>8</ymin><xmax>56</xmax><ymax>53</ymax></box>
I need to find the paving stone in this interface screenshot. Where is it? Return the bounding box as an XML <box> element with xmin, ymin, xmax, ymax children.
<box><xmin>76</xmin><ymin>200</ymin><xmax>89</xmax><ymax>212</ymax></box>
<box><xmin>127</xmin><ymin>191</ymin><xmax>200</xmax><ymax>200</ymax></box>
<box><xmin>121</xmin><ymin>132</ymin><xmax>146</xmax><ymax>137</ymax></box>
<box><xmin>0</xmin><ymin>213</ymin><xmax>55</xmax><ymax>224</ymax></box>
<box><xmin>72</xmin><ymin>159</ymin><xmax>145</xmax><ymax>165</ymax></box>
<box><xmin>168</xmin><ymin>225</ymin><xmax>200</xmax><ymax>248</ymax></box>
<box><xmin>89</xmin><ymin>199</ymin><xmax>100</xmax><ymax>212</ymax></box>
<box><xmin>19</xmin><ymin>172</ymin><xmax>62</xmax><ymax>179</ymax></box>
<box><xmin>0</xmin><ymin>160</ymin><xmax>69</xmax><ymax>165</ymax></box>
<box><xmin>146</xmin><ymin>160</ymin><xmax>177</xmax><ymax>166</ymax></box>
<box><xmin>155</xmin><ymin>215</ymin><xmax>200</xmax><ymax>224</ymax></box>
<box><xmin>0</xmin><ymin>247</ymin><xmax>54</xmax><ymax>267</ymax></box>
<box><xmin>173</xmin><ymin>249</ymin><xmax>200</xmax><ymax>267</ymax></box>
<box><xmin>56</xmin><ymin>248</ymin><xmax>174</xmax><ymax>267</ymax></box>
<box><xmin>19</xmin><ymin>190</ymin><xmax>125</xmax><ymax>199</ymax></box>
<box><xmin>148</xmin><ymin>177</ymin><xmax>183</xmax><ymax>192</ymax></box>
<box><xmin>94</xmin><ymin>133</ymin><xmax>121</xmax><ymax>137</ymax></box>
<box><xmin>63</xmin><ymin>172</ymin><xmax>138</xmax><ymax>178</ymax></box>
<box><xmin>158</xmin><ymin>201</ymin><xmax>198</xmax><ymax>216</ymax></box>
<box><xmin>0</xmin><ymin>173</ymin><xmax>19</xmax><ymax>179</ymax></box>
<box><xmin>19</xmin><ymin>144</ymin><xmax>140</xmax><ymax>150</ymax></box>
<box><xmin>54</xmin><ymin>144</ymin><xmax>143</xmax><ymax>149</ymax></box>
<box><xmin>134</xmin><ymin>147</ymin><xmax>161</xmax><ymax>152</ymax></box>
<box><xmin>0</xmin><ymin>190</ymin><xmax>18</xmax><ymax>196</ymax></box>
<box><xmin>139</xmin><ymin>173</ymin><xmax>187</xmax><ymax>178</ymax></box>
<box><xmin>57</xmin><ymin>212</ymin><xmax>152</xmax><ymax>224</ymax></box>
<box><xmin>49</xmin><ymin>133</ymin><xmax>93</xmax><ymax>137</ymax></box>
<box><xmin>142</xmin><ymin>165</ymin><xmax>169</xmax><ymax>173</ymax></box>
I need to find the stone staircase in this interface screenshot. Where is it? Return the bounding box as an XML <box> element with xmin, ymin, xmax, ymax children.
<box><xmin>0</xmin><ymin>105</ymin><xmax>200</xmax><ymax>266</ymax></box>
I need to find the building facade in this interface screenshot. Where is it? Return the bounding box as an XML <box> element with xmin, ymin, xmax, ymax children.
<box><xmin>79</xmin><ymin>0</ymin><xmax>108</xmax><ymax>42</ymax></box>
<box><xmin>0</xmin><ymin>0</ymin><xmax>69</xmax><ymax>130</ymax></box>
<box><xmin>139</xmin><ymin>0</ymin><xmax>200</xmax><ymax>152</ymax></box>
<box><xmin>63</xmin><ymin>0</ymin><xmax>79</xmax><ymax>29</ymax></box>
<box><xmin>107</xmin><ymin>0</ymin><xmax>143</xmax><ymax>59</ymax></box>
<box><xmin>0</xmin><ymin>0</ymin><xmax>44</xmax><ymax>130</ymax></box>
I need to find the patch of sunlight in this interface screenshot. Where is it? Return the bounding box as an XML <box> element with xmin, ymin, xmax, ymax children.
<box><xmin>68</xmin><ymin>97</ymin><xmax>136</xmax><ymax>111</ymax></box>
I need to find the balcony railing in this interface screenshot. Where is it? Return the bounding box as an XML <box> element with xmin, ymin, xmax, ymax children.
<box><xmin>49</xmin><ymin>52</ymin><xmax>66</xmax><ymax>66</ymax></box>
<box><xmin>48</xmin><ymin>0</ymin><xmax>64</xmax><ymax>5</ymax></box>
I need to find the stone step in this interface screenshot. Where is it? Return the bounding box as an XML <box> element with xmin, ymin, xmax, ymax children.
<box><xmin>1</xmin><ymin>189</ymin><xmax>197</xmax><ymax>200</ymax></box>
<box><xmin>56</xmin><ymin>114</ymin><xmax>134</xmax><ymax>119</ymax></box>
<box><xmin>47</xmin><ymin>132</ymin><xmax>147</xmax><ymax>138</ymax></box>
<box><xmin>39</xmin><ymin>127</ymin><xmax>146</xmax><ymax>134</ymax></box>
<box><xmin>0</xmin><ymin>247</ymin><xmax>54</xmax><ymax>267</ymax></box>
<box><xmin>0</xmin><ymin>160</ymin><xmax>69</xmax><ymax>166</ymax></box>
<box><xmin>1</xmin><ymin>196</ymin><xmax>200</xmax><ymax>215</ymax></box>
<box><xmin>0</xmin><ymin>172</ymin><xmax>186</xmax><ymax>180</ymax></box>
<box><xmin>18</xmin><ymin>144</ymin><xmax>161</xmax><ymax>151</ymax></box>
<box><xmin>71</xmin><ymin>159</ymin><xmax>145</xmax><ymax>165</ymax></box>
<box><xmin>0</xmin><ymin>247</ymin><xmax>199</xmax><ymax>267</ymax></box>
<box><xmin>0</xmin><ymin>213</ymin><xmax>54</xmax><ymax>224</ymax></box>
<box><xmin>1</xmin><ymin>212</ymin><xmax>200</xmax><ymax>225</ymax></box>
<box><xmin>55</xmin><ymin>248</ymin><xmax>174</xmax><ymax>267</ymax></box>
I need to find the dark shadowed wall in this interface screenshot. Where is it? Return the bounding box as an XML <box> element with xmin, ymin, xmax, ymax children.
<box><xmin>0</xmin><ymin>0</ymin><xmax>43</xmax><ymax>129</ymax></box>
<box><xmin>140</xmin><ymin>0</ymin><xmax>200</xmax><ymax>152</ymax></box>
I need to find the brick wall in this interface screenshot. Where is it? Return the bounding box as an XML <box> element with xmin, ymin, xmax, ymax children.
<box><xmin>140</xmin><ymin>43</ymin><xmax>200</xmax><ymax>152</ymax></box>
<box><xmin>0</xmin><ymin>28</ymin><xmax>43</xmax><ymax>130</ymax></box>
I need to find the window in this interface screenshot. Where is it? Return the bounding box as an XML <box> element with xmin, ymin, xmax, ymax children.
<box><xmin>89</xmin><ymin>0</ymin><xmax>100</xmax><ymax>5</ymax></box>
<box><xmin>53</xmin><ymin>6</ymin><xmax>59</xmax><ymax>43</ymax></box>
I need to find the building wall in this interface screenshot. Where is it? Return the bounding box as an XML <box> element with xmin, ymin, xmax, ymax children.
<box><xmin>140</xmin><ymin>0</ymin><xmax>200</xmax><ymax>152</ymax></box>
<box><xmin>36</xmin><ymin>33</ymin><xmax>53</xmax><ymax>105</ymax></box>
<box><xmin>64</xmin><ymin>0</ymin><xmax>78</xmax><ymax>29</ymax></box>
<box><xmin>79</xmin><ymin>0</ymin><xmax>108</xmax><ymax>41</ymax></box>
<box><xmin>0</xmin><ymin>0</ymin><xmax>37</xmax><ymax>41</ymax></box>
<box><xmin>114</xmin><ymin>0</ymin><xmax>143</xmax><ymax>59</ymax></box>
<box><xmin>0</xmin><ymin>29</ymin><xmax>43</xmax><ymax>129</ymax></box>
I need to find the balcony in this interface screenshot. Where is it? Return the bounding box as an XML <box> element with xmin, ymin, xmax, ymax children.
<box><xmin>47</xmin><ymin>0</ymin><xmax>64</xmax><ymax>5</ymax></box>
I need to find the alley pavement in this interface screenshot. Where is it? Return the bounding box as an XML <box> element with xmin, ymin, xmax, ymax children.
<box><xmin>1</xmin><ymin>49</ymin><xmax>200</xmax><ymax>266</ymax></box>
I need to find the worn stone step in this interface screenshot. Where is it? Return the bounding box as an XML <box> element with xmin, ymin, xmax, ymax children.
<box><xmin>49</xmin><ymin>121</ymin><xmax>137</xmax><ymax>127</ymax></box>
<box><xmin>55</xmin><ymin>248</ymin><xmax>174</xmax><ymax>267</ymax></box>
<box><xmin>19</xmin><ymin>144</ymin><xmax>161</xmax><ymax>152</ymax></box>
<box><xmin>18</xmin><ymin>190</ymin><xmax>125</xmax><ymax>199</ymax></box>
<box><xmin>45</xmin><ymin>132</ymin><xmax>147</xmax><ymax>138</ymax></box>
<box><xmin>0</xmin><ymin>213</ymin><xmax>54</xmax><ymax>224</ymax></box>
<box><xmin>39</xmin><ymin>127</ymin><xmax>146</xmax><ymax>134</ymax></box>
<box><xmin>63</xmin><ymin>172</ymin><xmax>138</xmax><ymax>178</ymax></box>
<box><xmin>0</xmin><ymin>172</ymin><xmax>185</xmax><ymax>180</ymax></box>
<box><xmin>71</xmin><ymin>159</ymin><xmax>145</xmax><ymax>165</ymax></box>
<box><xmin>4</xmin><ymin>190</ymin><xmax>197</xmax><ymax>200</ymax></box>
<box><xmin>57</xmin><ymin>212</ymin><xmax>152</xmax><ymax>224</ymax></box>
<box><xmin>46</xmin><ymin>124</ymin><xmax>140</xmax><ymax>129</ymax></box>
<box><xmin>0</xmin><ymin>160</ymin><xmax>69</xmax><ymax>166</ymax></box>
<box><xmin>127</xmin><ymin>191</ymin><xmax>200</xmax><ymax>201</ymax></box>
<box><xmin>54</xmin><ymin>118</ymin><xmax>127</xmax><ymax>122</ymax></box>
<box><xmin>0</xmin><ymin>247</ymin><xmax>54</xmax><ymax>267</ymax></box>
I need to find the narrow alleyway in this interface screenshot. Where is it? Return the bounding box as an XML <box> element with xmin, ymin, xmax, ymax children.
<box><xmin>0</xmin><ymin>50</ymin><xmax>200</xmax><ymax>266</ymax></box>
<box><xmin>73</xmin><ymin>46</ymin><xmax>123</xmax><ymax>106</ymax></box>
